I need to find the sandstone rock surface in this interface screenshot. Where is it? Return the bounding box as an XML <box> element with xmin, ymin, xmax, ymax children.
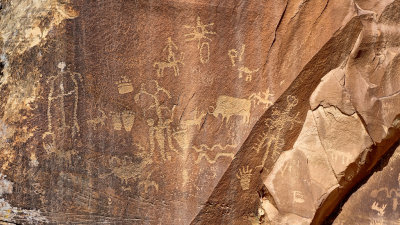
<box><xmin>0</xmin><ymin>0</ymin><xmax>399</xmax><ymax>224</ymax></box>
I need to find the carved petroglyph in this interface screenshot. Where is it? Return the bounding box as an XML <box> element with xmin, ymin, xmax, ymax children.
<box><xmin>110</xmin><ymin>110</ymin><xmax>135</xmax><ymax>132</ymax></box>
<box><xmin>139</xmin><ymin>174</ymin><xmax>159</xmax><ymax>194</ymax></box>
<box><xmin>371</xmin><ymin>201</ymin><xmax>387</xmax><ymax>216</ymax></box>
<box><xmin>42</xmin><ymin>62</ymin><xmax>82</xmax><ymax>162</ymax></box>
<box><xmin>110</xmin><ymin>156</ymin><xmax>139</xmax><ymax>184</ymax></box>
<box><xmin>192</xmin><ymin>144</ymin><xmax>237</xmax><ymax>164</ymax></box>
<box><xmin>236</xmin><ymin>166</ymin><xmax>252</xmax><ymax>191</ymax></box>
<box><xmin>111</xmin><ymin>112</ymin><xmax>123</xmax><ymax>131</ymax></box>
<box><xmin>121</xmin><ymin>110</ymin><xmax>135</xmax><ymax>132</ymax></box>
<box><xmin>249</xmin><ymin>88</ymin><xmax>274</xmax><ymax>109</ymax></box>
<box><xmin>180</xmin><ymin>110</ymin><xmax>207</xmax><ymax>130</ymax></box>
<box><xmin>293</xmin><ymin>191</ymin><xmax>305</xmax><ymax>203</ymax></box>
<box><xmin>209</xmin><ymin>95</ymin><xmax>251</xmax><ymax>124</ymax></box>
<box><xmin>327</xmin><ymin>150</ymin><xmax>353</xmax><ymax>166</ymax></box>
<box><xmin>370</xmin><ymin>173</ymin><xmax>400</xmax><ymax>212</ymax></box>
<box><xmin>87</xmin><ymin>109</ymin><xmax>107</xmax><ymax>130</ymax></box>
<box><xmin>184</xmin><ymin>16</ymin><xmax>216</xmax><ymax>64</ymax></box>
<box><xmin>154</xmin><ymin>37</ymin><xmax>184</xmax><ymax>77</ymax></box>
<box><xmin>100</xmin><ymin>143</ymin><xmax>153</xmax><ymax>186</ymax></box>
<box><xmin>172</xmin><ymin>129</ymin><xmax>192</xmax><ymax>152</ymax></box>
<box><xmin>135</xmin><ymin>81</ymin><xmax>179</xmax><ymax>161</ymax></box>
<box><xmin>253</xmin><ymin>96</ymin><xmax>301</xmax><ymax>166</ymax></box>
<box><xmin>228</xmin><ymin>44</ymin><xmax>259</xmax><ymax>81</ymax></box>
<box><xmin>115</xmin><ymin>76</ymin><xmax>133</xmax><ymax>94</ymax></box>
<box><xmin>228</xmin><ymin>45</ymin><xmax>244</xmax><ymax>66</ymax></box>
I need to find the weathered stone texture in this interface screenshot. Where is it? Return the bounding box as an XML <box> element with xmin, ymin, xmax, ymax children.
<box><xmin>0</xmin><ymin>0</ymin><xmax>399</xmax><ymax>225</ymax></box>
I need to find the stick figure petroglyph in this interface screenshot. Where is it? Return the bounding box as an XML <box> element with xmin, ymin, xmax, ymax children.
<box><xmin>184</xmin><ymin>16</ymin><xmax>216</xmax><ymax>64</ymax></box>
<box><xmin>153</xmin><ymin>37</ymin><xmax>184</xmax><ymax>77</ymax></box>
<box><xmin>253</xmin><ymin>95</ymin><xmax>302</xmax><ymax>166</ymax></box>
<box><xmin>42</xmin><ymin>62</ymin><xmax>82</xmax><ymax>163</ymax></box>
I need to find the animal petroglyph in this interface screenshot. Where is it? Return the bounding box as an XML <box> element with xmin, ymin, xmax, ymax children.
<box><xmin>115</xmin><ymin>76</ymin><xmax>133</xmax><ymax>94</ymax></box>
<box><xmin>236</xmin><ymin>166</ymin><xmax>252</xmax><ymax>190</ymax></box>
<box><xmin>228</xmin><ymin>44</ymin><xmax>259</xmax><ymax>81</ymax></box>
<box><xmin>209</xmin><ymin>95</ymin><xmax>251</xmax><ymax>124</ymax></box>
<box><xmin>249</xmin><ymin>88</ymin><xmax>274</xmax><ymax>109</ymax></box>
<box><xmin>135</xmin><ymin>81</ymin><xmax>179</xmax><ymax>161</ymax></box>
<box><xmin>101</xmin><ymin>143</ymin><xmax>152</xmax><ymax>185</ymax></box>
<box><xmin>192</xmin><ymin>144</ymin><xmax>237</xmax><ymax>164</ymax></box>
<box><xmin>238</xmin><ymin>67</ymin><xmax>259</xmax><ymax>81</ymax></box>
<box><xmin>184</xmin><ymin>16</ymin><xmax>216</xmax><ymax>64</ymax></box>
<box><xmin>253</xmin><ymin>95</ymin><xmax>301</xmax><ymax>166</ymax></box>
<box><xmin>87</xmin><ymin>109</ymin><xmax>107</xmax><ymax>130</ymax></box>
<box><xmin>180</xmin><ymin>110</ymin><xmax>207</xmax><ymax>130</ymax></box>
<box><xmin>154</xmin><ymin>37</ymin><xmax>184</xmax><ymax>77</ymax></box>
<box><xmin>371</xmin><ymin>201</ymin><xmax>387</xmax><ymax>216</ymax></box>
<box><xmin>42</xmin><ymin>62</ymin><xmax>82</xmax><ymax>162</ymax></box>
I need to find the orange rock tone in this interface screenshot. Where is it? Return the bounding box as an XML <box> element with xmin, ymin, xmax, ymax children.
<box><xmin>0</xmin><ymin>0</ymin><xmax>399</xmax><ymax>224</ymax></box>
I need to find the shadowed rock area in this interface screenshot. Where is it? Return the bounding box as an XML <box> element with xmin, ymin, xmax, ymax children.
<box><xmin>0</xmin><ymin>0</ymin><xmax>399</xmax><ymax>224</ymax></box>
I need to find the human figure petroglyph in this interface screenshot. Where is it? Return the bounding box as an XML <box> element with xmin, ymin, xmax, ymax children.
<box><xmin>236</xmin><ymin>166</ymin><xmax>252</xmax><ymax>191</ymax></box>
<box><xmin>42</xmin><ymin>62</ymin><xmax>82</xmax><ymax>160</ymax></box>
<box><xmin>135</xmin><ymin>81</ymin><xmax>179</xmax><ymax>161</ymax></box>
<box><xmin>228</xmin><ymin>44</ymin><xmax>260</xmax><ymax>81</ymax></box>
<box><xmin>115</xmin><ymin>76</ymin><xmax>133</xmax><ymax>94</ymax></box>
<box><xmin>184</xmin><ymin>16</ymin><xmax>216</xmax><ymax>64</ymax></box>
<box><xmin>209</xmin><ymin>95</ymin><xmax>251</xmax><ymax>124</ymax></box>
<box><xmin>153</xmin><ymin>37</ymin><xmax>184</xmax><ymax>77</ymax></box>
<box><xmin>249</xmin><ymin>88</ymin><xmax>274</xmax><ymax>109</ymax></box>
<box><xmin>252</xmin><ymin>96</ymin><xmax>301</xmax><ymax>166</ymax></box>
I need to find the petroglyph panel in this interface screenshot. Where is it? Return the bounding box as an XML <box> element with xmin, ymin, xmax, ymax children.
<box><xmin>2</xmin><ymin>0</ymin><xmax>366</xmax><ymax>224</ymax></box>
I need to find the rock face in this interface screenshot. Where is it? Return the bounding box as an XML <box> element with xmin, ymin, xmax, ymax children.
<box><xmin>0</xmin><ymin>0</ymin><xmax>399</xmax><ymax>224</ymax></box>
